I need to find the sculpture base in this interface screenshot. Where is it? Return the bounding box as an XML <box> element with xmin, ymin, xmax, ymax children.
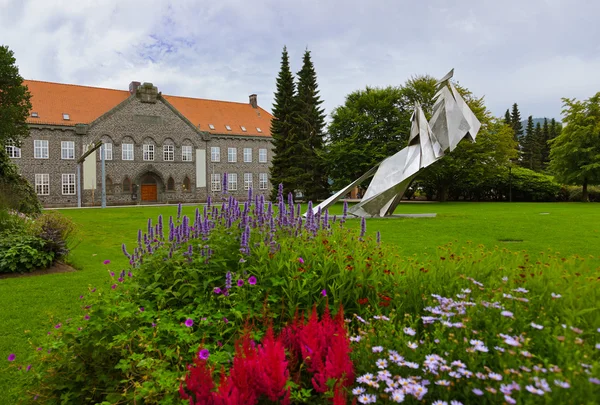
<box><xmin>349</xmin><ymin>213</ymin><xmax>437</xmax><ymax>218</ymax></box>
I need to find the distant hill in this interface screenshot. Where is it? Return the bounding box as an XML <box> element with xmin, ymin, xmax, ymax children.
<box><xmin>520</xmin><ymin>117</ymin><xmax>559</xmax><ymax>129</ymax></box>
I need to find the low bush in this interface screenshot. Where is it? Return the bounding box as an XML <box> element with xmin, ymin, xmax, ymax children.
<box><xmin>0</xmin><ymin>234</ymin><xmax>54</xmax><ymax>273</ymax></box>
<box><xmin>8</xmin><ymin>189</ymin><xmax>600</xmax><ymax>403</ymax></box>
<box><xmin>560</xmin><ymin>185</ymin><xmax>600</xmax><ymax>202</ymax></box>
<box><xmin>32</xmin><ymin>210</ymin><xmax>79</xmax><ymax>259</ymax></box>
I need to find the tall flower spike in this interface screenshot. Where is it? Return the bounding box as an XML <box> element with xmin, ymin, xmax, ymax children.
<box><xmin>360</xmin><ymin>217</ymin><xmax>366</xmax><ymax>238</ymax></box>
<box><xmin>177</xmin><ymin>203</ymin><xmax>182</xmax><ymax>221</ymax></box>
<box><xmin>158</xmin><ymin>214</ymin><xmax>163</xmax><ymax>239</ymax></box>
<box><xmin>247</xmin><ymin>186</ymin><xmax>253</xmax><ymax>202</ymax></box>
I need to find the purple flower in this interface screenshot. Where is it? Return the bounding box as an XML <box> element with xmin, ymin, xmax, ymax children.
<box><xmin>198</xmin><ymin>349</ymin><xmax>210</xmax><ymax>360</ymax></box>
<box><xmin>185</xmin><ymin>318</ymin><xmax>194</xmax><ymax>328</ymax></box>
<box><xmin>139</xmin><ymin>307</ymin><xmax>145</xmax><ymax>312</ymax></box>
<box><xmin>152</xmin><ymin>322</ymin><xmax>157</xmax><ymax>328</ymax></box>
<box><xmin>501</xmin><ymin>311</ymin><xmax>514</xmax><ymax>318</ymax></box>
<box><xmin>7</xmin><ymin>354</ymin><xmax>15</xmax><ymax>362</ymax></box>
<box><xmin>590</xmin><ymin>378</ymin><xmax>600</xmax><ymax>385</ymax></box>
<box><xmin>472</xmin><ymin>388</ymin><xmax>484</xmax><ymax>396</ymax></box>
<box><xmin>110</xmin><ymin>271</ymin><xmax>115</xmax><ymax>277</ymax></box>
<box><xmin>214</xmin><ymin>287</ymin><xmax>222</xmax><ymax>294</ymax></box>
<box><xmin>26</xmin><ymin>364</ymin><xmax>31</xmax><ymax>372</ymax></box>
<box><xmin>223</xmin><ymin>317</ymin><xmax>229</xmax><ymax>324</ymax></box>
<box><xmin>321</xmin><ymin>289</ymin><xmax>327</xmax><ymax>297</ymax></box>
<box><xmin>237</xmin><ymin>279</ymin><xmax>244</xmax><ymax>287</ymax></box>
<box><xmin>248</xmin><ymin>276</ymin><xmax>257</xmax><ymax>285</ymax></box>
<box><xmin>103</xmin><ymin>260</ymin><xmax>110</xmax><ymax>265</ymax></box>
<box><xmin>360</xmin><ymin>217</ymin><xmax>366</xmax><ymax>238</ymax></box>
<box><xmin>84</xmin><ymin>315</ymin><xmax>90</xmax><ymax>320</ymax></box>
<box><xmin>79</xmin><ymin>295</ymin><xmax>84</xmax><ymax>299</ymax></box>
<box><xmin>111</xmin><ymin>284</ymin><xmax>117</xmax><ymax>289</ymax></box>
<box><xmin>54</xmin><ymin>323</ymin><xmax>62</xmax><ymax>329</ymax></box>
<box><xmin>298</xmin><ymin>257</ymin><xmax>305</xmax><ymax>264</ymax></box>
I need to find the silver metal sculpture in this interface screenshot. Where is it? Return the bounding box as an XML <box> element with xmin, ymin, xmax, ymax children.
<box><xmin>312</xmin><ymin>69</ymin><xmax>481</xmax><ymax>217</ymax></box>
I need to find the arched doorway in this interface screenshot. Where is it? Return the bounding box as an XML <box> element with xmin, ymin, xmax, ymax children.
<box><xmin>140</xmin><ymin>173</ymin><xmax>158</xmax><ymax>202</ymax></box>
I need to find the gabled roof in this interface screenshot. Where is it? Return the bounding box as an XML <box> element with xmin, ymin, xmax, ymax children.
<box><xmin>23</xmin><ymin>80</ymin><xmax>273</xmax><ymax>137</ymax></box>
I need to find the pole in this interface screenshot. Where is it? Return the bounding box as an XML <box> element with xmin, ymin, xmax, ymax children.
<box><xmin>101</xmin><ymin>144</ymin><xmax>106</xmax><ymax>208</ymax></box>
<box><xmin>77</xmin><ymin>163</ymin><xmax>82</xmax><ymax>208</ymax></box>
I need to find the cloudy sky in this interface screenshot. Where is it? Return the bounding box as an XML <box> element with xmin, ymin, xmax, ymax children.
<box><xmin>2</xmin><ymin>0</ymin><xmax>599</xmax><ymax>122</ymax></box>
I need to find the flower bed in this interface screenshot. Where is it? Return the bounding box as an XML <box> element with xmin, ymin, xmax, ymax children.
<box><xmin>6</xmin><ymin>187</ymin><xmax>599</xmax><ymax>403</ymax></box>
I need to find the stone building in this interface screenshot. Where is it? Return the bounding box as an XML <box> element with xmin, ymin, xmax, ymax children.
<box><xmin>6</xmin><ymin>80</ymin><xmax>274</xmax><ymax>207</ymax></box>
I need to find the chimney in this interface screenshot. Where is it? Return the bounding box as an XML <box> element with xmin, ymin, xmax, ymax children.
<box><xmin>249</xmin><ymin>94</ymin><xmax>258</xmax><ymax>109</ymax></box>
<box><xmin>129</xmin><ymin>81</ymin><xmax>141</xmax><ymax>95</ymax></box>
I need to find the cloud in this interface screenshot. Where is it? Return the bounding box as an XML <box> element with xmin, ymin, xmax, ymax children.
<box><xmin>1</xmin><ymin>0</ymin><xmax>599</xmax><ymax>122</ymax></box>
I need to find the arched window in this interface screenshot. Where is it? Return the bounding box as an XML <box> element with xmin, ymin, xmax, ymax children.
<box><xmin>183</xmin><ymin>176</ymin><xmax>191</xmax><ymax>192</ymax></box>
<box><xmin>167</xmin><ymin>177</ymin><xmax>175</xmax><ymax>191</ymax></box>
<box><xmin>106</xmin><ymin>176</ymin><xmax>114</xmax><ymax>194</ymax></box>
<box><xmin>122</xmin><ymin>177</ymin><xmax>132</xmax><ymax>193</ymax></box>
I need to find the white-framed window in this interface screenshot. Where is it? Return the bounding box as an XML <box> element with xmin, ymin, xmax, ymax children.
<box><xmin>259</xmin><ymin>148</ymin><xmax>267</xmax><ymax>163</ymax></box>
<box><xmin>62</xmin><ymin>173</ymin><xmax>76</xmax><ymax>195</ymax></box>
<box><xmin>34</xmin><ymin>140</ymin><xmax>49</xmax><ymax>159</ymax></box>
<box><xmin>102</xmin><ymin>143</ymin><xmax>113</xmax><ymax>160</ymax></box>
<box><xmin>35</xmin><ymin>174</ymin><xmax>49</xmax><ymax>195</ymax></box>
<box><xmin>244</xmin><ymin>173</ymin><xmax>253</xmax><ymax>190</ymax></box>
<box><xmin>259</xmin><ymin>173</ymin><xmax>268</xmax><ymax>190</ymax></box>
<box><xmin>163</xmin><ymin>145</ymin><xmax>174</xmax><ymax>161</ymax></box>
<box><xmin>228</xmin><ymin>173</ymin><xmax>238</xmax><ymax>191</ymax></box>
<box><xmin>211</xmin><ymin>173</ymin><xmax>221</xmax><ymax>191</ymax></box>
<box><xmin>122</xmin><ymin>143</ymin><xmax>134</xmax><ymax>161</ymax></box>
<box><xmin>228</xmin><ymin>147</ymin><xmax>237</xmax><ymax>163</ymax></box>
<box><xmin>5</xmin><ymin>139</ymin><xmax>21</xmax><ymax>158</ymax></box>
<box><xmin>243</xmin><ymin>148</ymin><xmax>252</xmax><ymax>163</ymax></box>
<box><xmin>211</xmin><ymin>146</ymin><xmax>220</xmax><ymax>162</ymax></box>
<box><xmin>143</xmin><ymin>144</ymin><xmax>154</xmax><ymax>161</ymax></box>
<box><xmin>61</xmin><ymin>141</ymin><xmax>75</xmax><ymax>160</ymax></box>
<box><xmin>182</xmin><ymin>145</ymin><xmax>193</xmax><ymax>162</ymax></box>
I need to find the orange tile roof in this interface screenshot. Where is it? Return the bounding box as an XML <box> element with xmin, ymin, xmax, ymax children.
<box><xmin>23</xmin><ymin>80</ymin><xmax>273</xmax><ymax>137</ymax></box>
<box><xmin>164</xmin><ymin>95</ymin><xmax>272</xmax><ymax>137</ymax></box>
<box><xmin>24</xmin><ymin>80</ymin><xmax>130</xmax><ymax>126</ymax></box>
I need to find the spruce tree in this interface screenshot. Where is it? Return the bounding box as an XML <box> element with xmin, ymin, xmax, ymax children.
<box><xmin>532</xmin><ymin>122</ymin><xmax>543</xmax><ymax>171</ymax></box>
<box><xmin>521</xmin><ymin>115</ymin><xmax>535</xmax><ymax>169</ymax></box>
<box><xmin>510</xmin><ymin>103</ymin><xmax>523</xmax><ymax>141</ymax></box>
<box><xmin>295</xmin><ymin>49</ymin><xmax>329</xmax><ymax>201</ymax></box>
<box><xmin>541</xmin><ymin>118</ymin><xmax>550</xmax><ymax>170</ymax></box>
<box><xmin>504</xmin><ymin>109</ymin><xmax>511</xmax><ymax>126</ymax></box>
<box><xmin>269</xmin><ymin>46</ymin><xmax>300</xmax><ymax>200</ymax></box>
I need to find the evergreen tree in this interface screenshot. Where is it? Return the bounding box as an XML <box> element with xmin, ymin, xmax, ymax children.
<box><xmin>532</xmin><ymin>122</ymin><xmax>543</xmax><ymax>171</ymax></box>
<box><xmin>540</xmin><ymin>118</ymin><xmax>550</xmax><ymax>169</ymax></box>
<box><xmin>549</xmin><ymin>118</ymin><xmax>561</xmax><ymax>141</ymax></box>
<box><xmin>504</xmin><ymin>109</ymin><xmax>511</xmax><ymax>126</ymax></box>
<box><xmin>510</xmin><ymin>103</ymin><xmax>523</xmax><ymax>141</ymax></box>
<box><xmin>269</xmin><ymin>46</ymin><xmax>300</xmax><ymax>200</ymax></box>
<box><xmin>520</xmin><ymin>116</ymin><xmax>535</xmax><ymax>169</ymax></box>
<box><xmin>295</xmin><ymin>49</ymin><xmax>329</xmax><ymax>201</ymax></box>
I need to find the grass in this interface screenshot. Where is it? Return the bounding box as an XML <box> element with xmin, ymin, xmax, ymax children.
<box><xmin>0</xmin><ymin>201</ymin><xmax>599</xmax><ymax>403</ymax></box>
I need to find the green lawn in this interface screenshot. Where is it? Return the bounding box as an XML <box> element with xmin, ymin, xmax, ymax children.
<box><xmin>1</xmin><ymin>202</ymin><xmax>598</xmax><ymax>403</ymax></box>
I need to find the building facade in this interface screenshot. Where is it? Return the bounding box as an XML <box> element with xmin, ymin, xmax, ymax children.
<box><xmin>6</xmin><ymin>80</ymin><xmax>274</xmax><ymax>207</ymax></box>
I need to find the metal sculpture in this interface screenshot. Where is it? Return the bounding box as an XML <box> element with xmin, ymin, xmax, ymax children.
<box><xmin>312</xmin><ymin>69</ymin><xmax>481</xmax><ymax>217</ymax></box>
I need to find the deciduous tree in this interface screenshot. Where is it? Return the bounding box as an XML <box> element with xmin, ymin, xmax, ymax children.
<box><xmin>549</xmin><ymin>93</ymin><xmax>600</xmax><ymax>201</ymax></box>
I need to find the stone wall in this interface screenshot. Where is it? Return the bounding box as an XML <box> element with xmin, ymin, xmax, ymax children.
<box><xmin>9</xmin><ymin>93</ymin><xmax>274</xmax><ymax>207</ymax></box>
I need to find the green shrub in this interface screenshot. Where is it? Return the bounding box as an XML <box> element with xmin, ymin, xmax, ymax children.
<box><xmin>497</xmin><ymin>167</ymin><xmax>562</xmax><ymax>201</ymax></box>
<box><xmin>0</xmin><ymin>234</ymin><xmax>54</xmax><ymax>273</ymax></box>
<box><xmin>566</xmin><ymin>185</ymin><xmax>600</xmax><ymax>202</ymax></box>
<box><xmin>32</xmin><ymin>211</ymin><xmax>79</xmax><ymax>259</ymax></box>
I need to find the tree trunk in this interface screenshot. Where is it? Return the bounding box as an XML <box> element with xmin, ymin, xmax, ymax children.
<box><xmin>438</xmin><ymin>184</ymin><xmax>449</xmax><ymax>202</ymax></box>
<box><xmin>582</xmin><ymin>178</ymin><xmax>589</xmax><ymax>202</ymax></box>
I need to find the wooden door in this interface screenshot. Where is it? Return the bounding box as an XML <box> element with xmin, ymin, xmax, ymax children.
<box><xmin>141</xmin><ymin>184</ymin><xmax>157</xmax><ymax>201</ymax></box>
